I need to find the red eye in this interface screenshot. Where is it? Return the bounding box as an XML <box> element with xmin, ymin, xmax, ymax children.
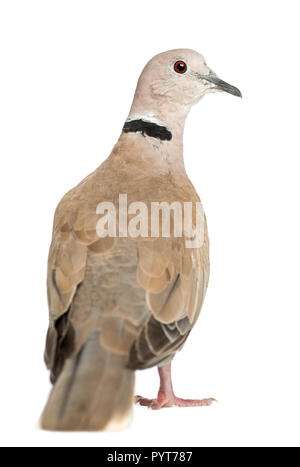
<box><xmin>174</xmin><ymin>60</ymin><xmax>187</xmax><ymax>74</ymax></box>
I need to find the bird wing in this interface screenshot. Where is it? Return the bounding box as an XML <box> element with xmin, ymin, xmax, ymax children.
<box><xmin>128</xmin><ymin>232</ymin><xmax>209</xmax><ymax>369</ymax></box>
<box><xmin>44</xmin><ymin>172</ymin><xmax>115</xmax><ymax>382</ymax></box>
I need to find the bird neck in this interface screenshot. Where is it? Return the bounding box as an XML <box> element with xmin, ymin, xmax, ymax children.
<box><xmin>122</xmin><ymin>109</ymin><xmax>188</xmax><ymax>172</ymax></box>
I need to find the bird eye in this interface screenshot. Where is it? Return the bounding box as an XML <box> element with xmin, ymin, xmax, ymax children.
<box><xmin>173</xmin><ymin>60</ymin><xmax>187</xmax><ymax>74</ymax></box>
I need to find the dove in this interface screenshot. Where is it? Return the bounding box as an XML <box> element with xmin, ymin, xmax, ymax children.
<box><xmin>41</xmin><ymin>49</ymin><xmax>241</xmax><ymax>431</ymax></box>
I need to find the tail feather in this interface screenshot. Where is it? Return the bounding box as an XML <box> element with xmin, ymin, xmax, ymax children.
<box><xmin>41</xmin><ymin>331</ymin><xmax>135</xmax><ymax>431</ymax></box>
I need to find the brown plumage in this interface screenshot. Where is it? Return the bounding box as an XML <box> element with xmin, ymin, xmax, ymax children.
<box><xmin>41</xmin><ymin>49</ymin><xmax>240</xmax><ymax>430</ymax></box>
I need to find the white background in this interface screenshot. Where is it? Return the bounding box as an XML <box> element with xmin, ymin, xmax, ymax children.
<box><xmin>0</xmin><ymin>0</ymin><xmax>299</xmax><ymax>448</ymax></box>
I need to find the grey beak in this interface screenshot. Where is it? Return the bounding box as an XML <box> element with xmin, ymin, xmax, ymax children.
<box><xmin>200</xmin><ymin>73</ymin><xmax>242</xmax><ymax>98</ymax></box>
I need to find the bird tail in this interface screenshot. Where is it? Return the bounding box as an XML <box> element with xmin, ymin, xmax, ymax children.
<box><xmin>40</xmin><ymin>331</ymin><xmax>135</xmax><ymax>431</ymax></box>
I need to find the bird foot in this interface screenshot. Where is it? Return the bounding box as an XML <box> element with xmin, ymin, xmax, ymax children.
<box><xmin>135</xmin><ymin>394</ymin><xmax>217</xmax><ymax>410</ymax></box>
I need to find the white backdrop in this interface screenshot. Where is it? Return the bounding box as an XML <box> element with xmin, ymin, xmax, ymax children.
<box><xmin>0</xmin><ymin>0</ymin><xmax>299</xmax><ymax>447</ymax></box>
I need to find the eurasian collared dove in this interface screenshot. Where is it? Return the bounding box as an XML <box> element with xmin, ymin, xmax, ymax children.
<box><xmin>41</xmin><ymin>49</ymin><xmax>241</xmax><ymax>431</ymax></box>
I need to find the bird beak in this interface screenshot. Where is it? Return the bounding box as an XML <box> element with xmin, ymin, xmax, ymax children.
<box><xmin>200</xmin><ymin>73</ymin><xmax>242</xmax><ymax>98</ymax></box>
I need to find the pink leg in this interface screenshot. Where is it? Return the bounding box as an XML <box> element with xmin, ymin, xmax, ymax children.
<box><xmin>135</xmin><ymin>362</ymin><xmax>216</xmax><ymax>410</ymax></box>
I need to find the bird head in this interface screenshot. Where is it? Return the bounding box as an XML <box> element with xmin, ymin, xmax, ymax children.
<box><xmin>129</xmin><ymin>49</ymin><xmax>241</xmax><ymax>123</ymax></box>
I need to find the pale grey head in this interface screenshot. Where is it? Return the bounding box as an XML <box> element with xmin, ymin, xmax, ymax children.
<box><xmin>128</xmin><ymin>48</ymin><xmax>241</xmax><ymax>128</ymax></box>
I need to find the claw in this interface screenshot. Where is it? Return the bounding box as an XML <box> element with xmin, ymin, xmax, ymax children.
<box><xmin>135</xmin><ymin>395</ymin><xmax>217</xmax><ymax>409</ymax></box>
<box><xmin>134</xmin><ymin>363</ymin><xmax>217</xmax><ymax>411</ymax></box>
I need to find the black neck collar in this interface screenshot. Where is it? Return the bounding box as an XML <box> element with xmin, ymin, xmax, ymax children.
<box><xmin>123</xmin><ymin>119</ymin><xmax>172</xmax><ymax>141</ymax></box>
